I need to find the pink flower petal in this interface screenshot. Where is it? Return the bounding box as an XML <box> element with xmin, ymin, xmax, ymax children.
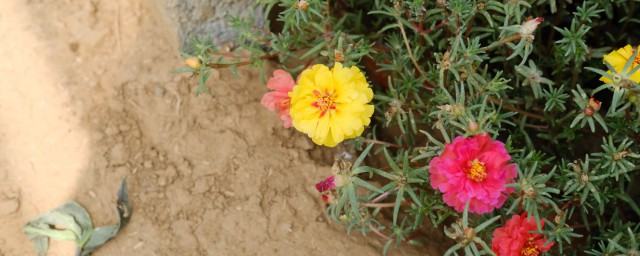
<box><xmin>262</xmin><ymin>69</ymin><xmax>295</xmax><ymax>128</ymax></box>
<box><xmin>315</xmin><ymin>176</ymin><xmax>336</xmax><ymax>193</ymax></box>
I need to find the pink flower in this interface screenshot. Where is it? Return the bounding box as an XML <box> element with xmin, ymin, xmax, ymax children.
<box><xmin>428</xmin><ymin>133</ymin><xmax>517</xmax><ymax>214</ymax></box>
<box><xmin>261</xmin><ymin>70</ymin><xmax>295</xmax><ymax>128</ymax></box>
<box><xmin>315</xmin><ymin>175</ymin><xmax>344</xmax><ymax>193</ymax></box>
<box><xmin>491</xmin><ymin>212</ymin><xmax>554</xmax><ymax>256</ymax></box>
<box><xmin>315</xmin><ymin>176</ymin><xmax>336</xmax><ymax>192</ymax></box>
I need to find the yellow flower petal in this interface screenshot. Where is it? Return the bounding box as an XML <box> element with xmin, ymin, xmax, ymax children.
<box><xmin>600</xmin><ymin>45</ymin><xmax>640</xmax><ymax>84</ymax></box>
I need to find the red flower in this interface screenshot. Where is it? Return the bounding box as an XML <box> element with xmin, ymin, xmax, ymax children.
<box><xmin>261</xmin><ymin>70</ymin><xmax>295</xmax><ymax>128</ymax></box>
<box><xmin>429</xmin><ymin>133</ymin><xmax>517</xmax><ymax>214</ymax></box>
<box><xmin>491</xmin><ymin>212</ymin><xmax>554</xmax><ymax>256</ymax></box>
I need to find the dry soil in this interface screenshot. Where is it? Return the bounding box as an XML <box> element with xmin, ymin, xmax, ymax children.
<box><xmin>0</xmin><ymin>1</ymin><xmax>447</xmax><ymax>255</ymax></box>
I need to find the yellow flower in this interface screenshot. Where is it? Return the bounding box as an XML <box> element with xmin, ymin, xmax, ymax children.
<box><xmin>289</xmin><ymin>62</ymin><xmax>374</xmax><ymax>147</ymax></box>
<box><xmin>600</xmin><ymin>44</ymin><xmax>640</xmax><ymax>84</ymax></box>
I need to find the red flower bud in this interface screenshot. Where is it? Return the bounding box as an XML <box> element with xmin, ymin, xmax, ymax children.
<box><xmin>584</xmin><ymin>106</ymin><xmax>595</xmax><ymax>117</ymax></box>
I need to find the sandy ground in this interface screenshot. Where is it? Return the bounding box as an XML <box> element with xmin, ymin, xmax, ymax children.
<box><xmin>0</xmin><ymin>1</ymin><xmax>446</xmax><ymax>255</ymax></box>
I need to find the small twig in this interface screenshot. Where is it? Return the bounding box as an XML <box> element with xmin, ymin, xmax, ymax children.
<box><xmin>361</xmin><ymin>138</ymin><xmax>401</xmax><ymax>148</ymax></box>
<box><xmin>395</xmin><ymin>7</ymin><xmax>427</xmax><ymax>79</ymax></box>
<box><xmin>488</xmin><ymin>96</ymin><xmax>544</xmax><ymax>120</ymax></box>
<box><xmin>370</xmin><ymin>187</ymin><xmax>399</xmax><ymax>203</ymax></box>
<box><xmin>369</xmin><ymin>223</ymin><xmax>392</xmax><ymax>241</ymax></box>
<box><xmin>361</xmin><ymin>202</ymin><xmax>397</xmax><ymax>208</ymax></box>
<box><xmin>421</xmin><ymin>21</ymin><xmax>446</xmax><ymax>35</ymax></box>
<box><xmin>324</xmin><ymin>0</ymin><xmax>332</xmax><ymax>38</ymax></box>
<box><xmin>205</xmin><ymin>53</ymin><xmax>279</xmax><ymax>68</ymax></box>
<box><xmin>523</xmin><ymin>123</ymin><xmax>549</xmax><ymax>130</ymax></box>
<box><xmin>481</xmin><ymin>34</ymin><xmax>523</xmax><ymax>52</ymax></box>
<box><xmin>398</xmin><ymin>0</ymin><xmax>421</xmax><ymax>33</ymax></box>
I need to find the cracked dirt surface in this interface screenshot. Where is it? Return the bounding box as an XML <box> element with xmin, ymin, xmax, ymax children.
<box><xmin>0</xmin><ymin>1</ymin><xmax>447</xmax><ymax>255</ymax></box>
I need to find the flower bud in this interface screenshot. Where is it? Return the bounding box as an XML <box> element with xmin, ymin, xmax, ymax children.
<box><xmin>463</xmin><ymin>227</ymin><xmax>476</xmax><ymax>240</ymax></box>
<box><xmin>467</xmin><ymin>121</ymin><xmax>479</xmax><ymax>134</ymax></box>
<box><xmin>184</xmin><ymin>57</ymin><xmax>201</xmax><ymax>69</ymax></box>
<box><xmin>334</xmin><ymin>49</ymin><xmax>344</xmax><ymax>62</ymax></box>
<box><xmin>321</xmin><ymin>194</ymin><xmax>335</xmax><ymax>204</ymax></box>
<box><xmin>554</xmin><ymin>211</ymin><xmax>564</xmax><ymax>225</ymax></box>
<box><xmin>588</xmin><ymin>98</ymin><xmax>601</xmax><ymax>112</ymax></box>
<box><xmin>524</xmin><ymin>187</ymin><xmax>536</xmax><ymax>198</ymax></box>
<box><xmin>520</xmin><ymin>17</ymin><xmax>543</xmax><ymax>36</ymax></box>
<box><xmin>297</xmin><ymin>0</ymin><xmax>308</xmax><ymax>10</ymax></box>
<box><xmin>584</xmin><ymin>106</ymin><xmax>595</xmax><ymax>117</ymax></box>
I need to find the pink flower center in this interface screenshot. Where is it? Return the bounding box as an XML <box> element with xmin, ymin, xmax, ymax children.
<box><xmin>521</xmin><ymin>240</ymin><xmax>540</xmax><ymax>256</ymax></box>
<box><xmin>311</xmin><ymin>90</ymin><xmax>336</xmax><ymax>117</ymax></box>
<box><xmin>465</xmin><ymin>159</ymin><xmax>487</xmax><ymax>182</ymax></box>
<box><xmin>278</xmin><ymin>99</ymin><xmax>291</xmax><ymax>110</ymax></box>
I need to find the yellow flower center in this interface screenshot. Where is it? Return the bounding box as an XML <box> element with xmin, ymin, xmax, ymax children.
<box><xmin>632</xmin><ymin>49</ymin><xmax>640</xmax><ymax>66</ymax></box>
<box><xmin>465</xmin><ymin>159</ymin><xmax>487</xmax><ymax>182</ymax></box>
<box><xmin>521</xmin><ymin>240</ymin><xmax>540</xmax><ymax>256</ymax></box>
<box><xmin>311</xmin><ymin>90</ymin><xmax>336</xmax><ymax>117</ymax></box>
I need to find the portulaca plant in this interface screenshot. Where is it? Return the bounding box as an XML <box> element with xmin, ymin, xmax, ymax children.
<box><xmin>178</xmin><ymin>0</ymin><xmax>640</xmax><ymax>255</ymax></box>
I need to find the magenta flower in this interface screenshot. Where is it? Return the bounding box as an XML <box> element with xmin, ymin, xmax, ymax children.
<box><xmin>261</xmin><ymin>70</ymin><xmax>295</xmax><ymax>128</ymax></box>
<box><xmin>315</xmin><ymin>174</ymin><xmax>345</xmax><ymax>193</ymax></box>
<box><xmin>315</xmin><ymin>176</ymin><xmax>336</xmax><ymax>192</ymax></box>
<box><xmin>428</xmin><ymin>133</ymin><xmax>517</xmax><ymax>214</ymax></box>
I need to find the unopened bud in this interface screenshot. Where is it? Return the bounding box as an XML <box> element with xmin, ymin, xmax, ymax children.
<box><xmin>322</xmin><ymin>194</ymin><xmax>335</xmax><ymax>204</ymax></box>
<box><xmin>589</xmin><ymin>98</ymin><xmax>601</xmax><ymax>111</ymax></box>
<box><xmin>334</xmin><ymin>49</ymin><xmax>344</xmax><ymax>62</ymax></box>
<box><xmin>520</xmin><ymin>17</ymin><xmax>543</xmax><ymax>36</ymax></box>
<box><xmin>297</xmin><ymin>0</ymin><xmax>308</xmax><ymax>10</ymax></box>
<box><xmin>554</xmin><ymin>211</ymin><xmax>564</xmax><ymax>225</ymax></box>
<box><xmin>467</xmin><ymin>121</ymin><xmax>479</xmax><ymax>134</ymax></box>
<box><xmin>613</xmin><ymin>151</ymin><xmax>629</xmax><ymax>160</ymax></box>
<box><xmin>524</xmin><ymin>187</ymin><xmax>536</xmax><ymax>198</ymax></box>
<box><xmin>185</xmin><ymin>57</ymin><xmax>201</xmax><ymax>69</ymax></box>
<box><xmin>463</xmin><ymin>227</ymin><xmax>476</xmax><ymax>242</ymax></box>
<box><xmin>584</xmin><ymin>106</ymin><xmax>595</xmax><ymax>117</ymax></box>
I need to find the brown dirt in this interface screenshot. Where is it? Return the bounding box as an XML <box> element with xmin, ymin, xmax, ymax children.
<box><xmin>0</xmin><ymin>1</ymin><xmax>446</xmax><ymax>255</ymax></box>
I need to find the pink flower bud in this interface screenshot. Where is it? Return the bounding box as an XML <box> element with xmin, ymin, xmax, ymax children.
<box><xmin>520</xmin><ymin>17</ymin><xmax>543</xmax><ymax>36</ymax></box>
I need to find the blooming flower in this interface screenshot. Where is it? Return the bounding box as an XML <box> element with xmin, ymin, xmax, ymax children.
<box><xmin>491</xmin><ymin>212</ymin><xmax>554</xmax><ymax>256</ymax></box>
<box><xmin>289</xmin><ymin>63</ymin><xmax>374</xmax><ymax>147</ymax></box>
<box><xmin>261</xmin><ymin>70</ymin><xmax>295</xmax><ymax>128</ymax></box>
<box><xmin>600</xmin><ymin>44</ymin><xmax>640</xmax><ymax>84</ymax></box>
<box><xmin>428</xmin><ymin>133</ymin><xmax>517</xmax><ymax>214</ymax></box>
